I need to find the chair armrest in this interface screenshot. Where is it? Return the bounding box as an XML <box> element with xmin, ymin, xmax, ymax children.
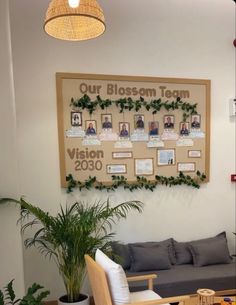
<box><xmin>127</xmin><ymin>274</ymin><xmax>157</xmax><ymax>290</ymax></box>
<box><xmin>125</xmin><ymin>295</ymin><xmax>190</xmax><ymax>305</ymax></box>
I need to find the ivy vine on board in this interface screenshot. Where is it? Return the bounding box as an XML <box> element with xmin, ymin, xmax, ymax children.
<box><xmin>66</xmin><ymin>171</ymin><xmax>206</xmax><ymax>193</ymax></box>
<box><xmin>70</xmin><ymin>94</ymin><xmax>198</xmax><ymax>121</ymax></box>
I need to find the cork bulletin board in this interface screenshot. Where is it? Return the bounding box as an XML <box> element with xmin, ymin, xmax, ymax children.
<box><xmin>56</xmin><ymin>73</ymin><xmax>210</xmax><ymax>188</ymax></box>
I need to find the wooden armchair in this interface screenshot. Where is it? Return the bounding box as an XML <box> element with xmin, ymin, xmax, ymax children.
<box><xmin>85</xmin><ymin>254</ymin><xmax>190</xmax><ymax>305</ymax></box>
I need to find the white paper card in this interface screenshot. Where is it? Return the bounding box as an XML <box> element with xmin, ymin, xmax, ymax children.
<box><xmin>176</xmin><ymin>138</ymin><xmax>194</xmax><ymax>147</ymax></box>
<box><xmin>147</xmin><ymin>136</ymin><xmax>165</xmax><ymax>148</ymax></box>
<box><xmin>112</xmin><ymin>152</ymin><xmax>132</xmax><ymax>159</ymax></box>
<box><xmin>161</xmin><ymin>130</ymin><xmax>179</xmax><ymax>141</ymax></box>
<box><xmin>114</xmin><ymin>139</ymin><xmax>133</xmax><ymax>148</ymax></box>
<box><xmin>130</xmin><ymin>129</ymin><xmax>149</xmax><ymax>142</ymax></box>
<box><xmin>99</xmin><ymin>130</ymin><xmax>118</xmax><ymax>141</ymax></box>
<box><xmin>188</xmin><ymin>150</ymin><xmax>201</xmax><ymax>158</ymax></box>
<box><xmin>82</xmin><ymin>136</ymin><xmax>101</xmax><ymax>146</ymax></box>
<box><xmin>178</xmin><ymin>163</ymin><xmax>195</xmax><ymax>172</ymax></box>
<box><xmin>107</xmin><ymin>164</ymin><xmax>126</xmax><ymax>174</ymax></box>
<box><xmin>189</xmin><ymin>130</ymin><xmax>205</xmax><ymax>138</ymax></box>
<box><xmin>66</xmin><ymin>127</ymin><xmax>85</xmax><ymax>138</ymax></box>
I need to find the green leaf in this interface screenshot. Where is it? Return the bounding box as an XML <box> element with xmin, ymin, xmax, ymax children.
<box><xmin>4</xmin><ymin>280</ymin><xmax>15</xmax><ymax>304</ymax></box>
<box><xmin>0</xmin><ymin>290</ymin><xmax>4</xmax><ymax>305</ymax></box>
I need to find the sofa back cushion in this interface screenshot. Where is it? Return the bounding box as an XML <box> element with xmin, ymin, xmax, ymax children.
<box><xmin>188</xmin><ymin>234</ymin><xmax>232</xmax><ymax>267</ymax></box>
<box><xmin>128</xmin><ymin>244</ymin><xmax>172</xmax><ymax>272</ymax></box>
<box><xmin>111</xmin><ymin>242</ymin><xmax>131</xmax><ymax>270</ymax></box>
<box><xmin>173</xmin><ymin>231</ymin><xmax>229</xmax><ymax>265</ymax></box>
<box><xmin>173</xmin><ymin>240</ymin><xmax>193</xmax><ymax>265</ymax></box>
<box><xmin>112</xmin><ymin>238</ymin><xmax>176</xmax><ymax>270</ymax></box>
<box><xmin>95</xmin><ymin>249</ymin><xmax>131</xmax><ymax>305</ymax></box>
<box><xmin>130</xmin><ymin>239</ymin><xmax>176</xmax><ymax>265</ymax></box>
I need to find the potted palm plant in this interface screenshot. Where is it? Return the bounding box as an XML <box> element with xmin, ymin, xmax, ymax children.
<box><xmin>0</xmin><ymin>197</ymin><xmax>143</xmax><ymax>305</ymax></box>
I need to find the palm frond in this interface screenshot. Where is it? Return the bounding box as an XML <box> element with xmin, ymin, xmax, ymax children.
<box><xmin>0</xmin><ymin>198</ymin><xmax>21</xmax><ymax>205</ymax></box>
<box><xmin>19</xmin><ymin>198</ymin><xmax>54</xmax><ymax>228</ymax></box>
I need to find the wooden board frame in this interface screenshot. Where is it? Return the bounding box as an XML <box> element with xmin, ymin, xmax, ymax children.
<box><xmin>56</xmin><ymin>73</ymin><xmax>210</xmax><ymax>188</ymax></box>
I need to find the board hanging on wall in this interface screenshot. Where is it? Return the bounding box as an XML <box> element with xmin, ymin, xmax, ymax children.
<box><xmin>56</xmin><ymin>73</ymin><xmax>210</xmax><ymax>189</ymax></box>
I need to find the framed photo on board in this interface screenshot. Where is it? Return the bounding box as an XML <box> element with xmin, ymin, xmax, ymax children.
<box><xmin>164</xmin><ymin>115</ymin><xmax>174</xmax><ymax>129</ymax></box>
<box><xmin>179</xmin><ymin>122</ymin><xmax>190</xmax><ymax>136</ymax></box>
<box><xmin>85</xmin><ymin>120</ymin><xmax>97</xmax><ymax>135</ymax></box>
<box><xmin>119</xmin><ymin>122</ymin><xmax>130</xmax><ymax>138</ymax></box>
<box><xmin>157</xmin><ymin>149</ymin><xmax>176</xmax><ymax>166</ymax></box>
<box><xmin>135</xmin><ymin>158</ymin><xmax>154</xmax><ymax>176</ymax></box>
<box><xmin>134</xmin><ymin>115</ymin><xmax>145</xmax><ymax>129</ymax></box>
<box><xmin>71</xmin><ymin>112</ymin><xmax>82</xmax><ymax>126</ymax></box>
<box><xmin>149</xmin><ymin>121</ymin><xmax>159</xmax><ymax>136</ymax></box>
<box><xmin>191</xmin><ymin>114</ymin><xmax>201</xmax><ymax>129</ymax></box>
<box><xmin>101</xmin><ymin>114</ymin><xmax>112</xmax><ymax>129</ymax></box>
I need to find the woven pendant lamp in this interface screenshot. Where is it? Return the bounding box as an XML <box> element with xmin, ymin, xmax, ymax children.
<box><xmin>44</xmin><ymin>0</ymin><xmax>105</xmax><ymax>41</ymax></box>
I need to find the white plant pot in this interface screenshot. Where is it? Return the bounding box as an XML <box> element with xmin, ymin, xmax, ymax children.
<box><xmin>58</xmin><ymin>294</ymin><xmax>89</xmax><ymax>305</ymax></box>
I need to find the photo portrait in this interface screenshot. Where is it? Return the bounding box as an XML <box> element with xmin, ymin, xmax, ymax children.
<box><xmin>134</xmin><ymin>115</ymin><xmax>145</xmax><ymax>129</ymax></box>
<box><xmin>191</xmin><ymin>114</ymin><xmax>201</xmax><ymax>129</ymax></box>
<box><xmin>157</xmin><ymin>149</ymin><xmax>176</xmax><ymax>166</ymax></box>
<box><xmin>119</xmin><ymin>122</ymin><xmax>129</xmax><ymax>137</ymax></box>
<box><xmin>85</xmin><ymin>120</ymin><xmax>97</xmax><ymax>135</ymax></box>
<box><xmin>149</xmin><ymin>121</ymin><xmax>159</xmax><ymax>136</ymax></box>
<box><xmin>101</xmin><ymin>114</ymin><xmax>112</xmax><ymax>129</ymax></box>
<box><xmin>179</xmin><ymin>122</ymin><xmax>190</xmax><ymax>136</ymax></box>
<box><xmin>71</xmin><ymin>111</ymin><xmax>82</xmax><ymax>126</ymax></box>
<box><xmin>164</xmin><ymin>115</ymin><xmax>174</xmax><ymax>129</ymax></box>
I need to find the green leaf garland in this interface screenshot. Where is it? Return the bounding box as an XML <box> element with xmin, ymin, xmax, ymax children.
<box><xmin>66</xmin><ymin>171</ymin><xmax>206</xmax><ymax>193</ymax></box>
<box><xmin>70</xmin><ymin>94</ymin><xmax>198</xmax><ymax>121</ymax></box>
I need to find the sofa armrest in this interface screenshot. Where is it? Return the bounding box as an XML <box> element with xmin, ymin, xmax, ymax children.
<box><xmin>127</xmin><ymin>274</ymin><xmax>157</xmax><ymax>290</ymax></box>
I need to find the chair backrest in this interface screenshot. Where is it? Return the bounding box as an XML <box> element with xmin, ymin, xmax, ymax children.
<box><xmin>85</xmin><ymin>254</ymin><xmax>113</xmax><ymax>305</ymax></box>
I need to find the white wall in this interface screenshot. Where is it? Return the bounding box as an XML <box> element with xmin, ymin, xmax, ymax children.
<box><xmin>8</xmin><ymin>0</ymin><xmax>236</xmax><ymax>300</ymax></box>
<box><xmin>0</xmin><ymin>0</ymin><xmax>24</xmax><ymax>296</ymax></box>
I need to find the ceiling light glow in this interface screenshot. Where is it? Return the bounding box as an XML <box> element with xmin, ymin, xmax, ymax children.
<box><xmin>68</xmin><ymin>0</ymin><xmax>80</xmax><ymax>8</ymax></box>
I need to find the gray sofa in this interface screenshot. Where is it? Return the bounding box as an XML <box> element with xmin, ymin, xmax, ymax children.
<box><xmin>112</xmin><ymin>232</ymin><xmax>236</xmax><ymax>297</ymax></box>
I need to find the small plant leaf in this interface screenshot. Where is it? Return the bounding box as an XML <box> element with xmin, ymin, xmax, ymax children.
<box><xmin>0</xmin><ymin>290</ymin><xmax>4</xmax><ymax>305</ymax></box>
<box><xmin>4</xmin><ymin>280</ymin><xmax>15</xmax><ymax>304</ymax></box>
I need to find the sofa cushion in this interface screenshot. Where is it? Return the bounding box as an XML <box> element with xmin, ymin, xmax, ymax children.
<box><xmin>188</xmin><ymin>236</ymin><xmax>232</xmax><ymax>267</ymax></box>
<box><xmin>112</xmin><ymin>238</ymin><xmax>176</xmax><ymax>270</ymax></box>
<box><xmin>173</xmin><ymin>232</ymin><xmax>227</xmax><ymax>265</ymax></box>
<box><xmin>111</xmin><ymin>242</ymin><xmax>131</xmax><ymax>270</ymax></box>
<box><xmin>128</xmin><ymin>244</ymin><xmax>172</xmax><ymax>272</ymax></box>
<box><xmin>173</xmin><ymin>240</ymin><xmax>193</xmax><ymax>265</ymax></box>
<box><xmin>95</xmin><ymin>249</ymin><xmax>130</xmax><ymax>305</ymax></box>
<box><xmin>129</xmin><ymin>238</ymin><xmax>176</xmax><ymax>265</ymax></box>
